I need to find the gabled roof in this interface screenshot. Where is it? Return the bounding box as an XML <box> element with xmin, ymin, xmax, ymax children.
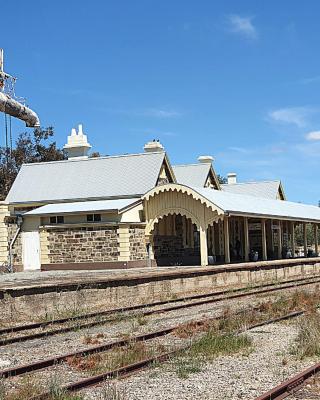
<box><xmin>172</xmin><ymin>163</ymin><xmax>220</xmax><ymax>189</ymax></box>
<box><xmin>221</xmin><ymin>180</ymin><xmax>286</xmax><ymax>200</ymax></box>
<box><xmin>25</xmin><ymin>198</ymin><xmax>141</xmax><ymax>216</ymax></box>
<box><xmin>7</xmin><ymin>152</ymin><xmax>167</xmax><ymax>204</ymax></box>
<box><xmin>194</xmin><ymin>186</ymin><xmax>320</xmax><ymax>222</ymax></box>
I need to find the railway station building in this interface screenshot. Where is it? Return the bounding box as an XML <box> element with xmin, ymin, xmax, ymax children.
<box><xmin>1</xmin><ymin>125</ymin><xmax>320</xmax><ymax>271</ymax></box>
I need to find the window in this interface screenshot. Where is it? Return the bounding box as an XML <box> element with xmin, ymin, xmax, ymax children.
<box><xmin>87</xmin><ymin>214</ymin><xmax>101</xmax><ymax>222</ymax></box>
<box><xmin>49</xmin><ymin>215</ymin><xmax>64</xmax><ymax>224</ymax></box>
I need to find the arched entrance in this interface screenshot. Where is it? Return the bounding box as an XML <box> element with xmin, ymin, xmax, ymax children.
<box><xmin>151</xmin><ymin>213</ymin><xmax>200</xmax><ymax>266</ymax></box>
<box><xmin>143</xmin><ymin>184</ymin><xmax>224</xmax><ymax>266</ymax></box>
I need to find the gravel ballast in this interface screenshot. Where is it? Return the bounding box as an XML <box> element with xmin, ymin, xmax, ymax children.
<box><xmin>82</xmin><ymin>321</ymin><xmax>318</xmax><ymax>400</ymax></box>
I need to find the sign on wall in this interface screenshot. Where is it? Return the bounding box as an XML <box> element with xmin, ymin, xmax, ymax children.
<box><xmin>249</xmin><ymin>223</ymin><xmax>261</xmax><ymax>231</ymax></box>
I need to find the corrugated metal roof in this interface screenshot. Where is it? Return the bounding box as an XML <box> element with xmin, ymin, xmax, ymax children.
<box><xmin>193</xmin><ymin>186</ymin><xmax>320</xmax><ymax>222</ymax></box>
<box><xmin>25</xmin><ymin>198</ymin><xmax>140</xmax><ymax>216</ymax></box>
<box><xmin>6</xmin><ymin>152</ymin><xmax>165</xmax><ymax>204</ymax></box>
<box><xmin>173</xmin><ymin>164</ymin><xmax>211</xmax><ymax>187</ymax></box>
<box><xmin>221</xmin><ymin>181</ymin><xmax>282</xmax><ymax>199</ymax></box>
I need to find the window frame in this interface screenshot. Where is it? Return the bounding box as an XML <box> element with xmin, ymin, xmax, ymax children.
<box><xmin>87</xmin><ymin>213</ymin><xmax>101</xmax><ymax>222</ymax></box>
<box><xmin>49</xmin><ymin>215</ymin><xmax>65</xmax><ymax>224</ymax></box>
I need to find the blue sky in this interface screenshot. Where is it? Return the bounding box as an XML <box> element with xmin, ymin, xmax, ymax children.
<box><xmin>2</xmin><ymin>1</ymin><xmax>320</xmax><ymax>204</ymax></box>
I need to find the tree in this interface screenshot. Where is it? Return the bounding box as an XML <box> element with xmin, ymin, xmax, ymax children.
<box><xmin>295</xmin><ymin>223</ymin><xmax>319</xmax><ymax>247</ymax></box>
<box><xmin>0</xmin><ymin>127</ymin><xmax>65</xmax><ymax>199</ymax></box>
<box><xmin>217</xmin><ymin>174</ymin><xmax>227</xmax><ymax>184</ymax></box>
<box><xmin>90</xmin><ymin>151</ymin><xmax>101</xmax><ymax>158</ymax></box>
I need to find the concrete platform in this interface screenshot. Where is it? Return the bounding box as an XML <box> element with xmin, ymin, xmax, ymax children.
<box><xmin>1</xmin><ymin>257</ymin><xmax>320</xmax><ymax>294</ymax></box>
<box><xmin>1</xmin><ymin>257</ymin><xmax>320</xmax><ymax>325</ymax></box>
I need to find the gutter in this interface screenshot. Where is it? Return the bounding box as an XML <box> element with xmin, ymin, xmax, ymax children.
<box><xmin>226</xmin><ymin>210</ymin><xmax>320</xmax><ymax>224</ymax></box>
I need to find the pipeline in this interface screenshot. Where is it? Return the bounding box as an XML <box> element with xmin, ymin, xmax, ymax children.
<box><xmin>0</xmin><ymin>92</ymin><xmax>40</xmax><ymax>127</ymax></box>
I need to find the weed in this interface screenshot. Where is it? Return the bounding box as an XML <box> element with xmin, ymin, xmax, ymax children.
<box><xmin>292</xmin><ymin>310</ymin><xmax>320</xmax><ymax>359</ymax></box>
<box><xmin>0</xmin><ymin>379</ymin><xmax>5</xmax><ymax>400</ymax></box>
<box><xmin>188</xmin><ymin>331</ymin><xmax>252</xmax><ymax>360</ymax></box>
<box><xmin>66</xmin><ymin>354</ymin><xmax>102</xmax><ymax>371</ymax></box>
<box><xmin>83</xmin><ymin>334</ymin><xmax>103</xmax><ymax>345</ymax></box>
<box><xmin>136</xmin><ymin>314</ymin><xmax>147</xmax><ymax>326</ymax></box>
<box><xmin>172</xmin><ymin>330</ymin><xmax>252</xmax><ymax>378</ymax></box>
<box><xmin>98</xmin><ymin>381</ymin><xmax>127</xmax><ymax>400</ymax></box>
<box><xmin>1</xmin><ymin>377</ymin><xmax>45</xmax><ymax>400</ymax></box>
<box><xmin>67</xmin><ymin>341</ymin><xmax>164</xmax><ymax>375</ymax></box>
<box><xmin>174</xmin><ymin>356</ymin><xmax>202</xmax><ymax>379</ymax></box>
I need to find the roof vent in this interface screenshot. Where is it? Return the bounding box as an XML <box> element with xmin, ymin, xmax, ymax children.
<box><xmin>63</xmin><ymin>124</ymin><xmax>92</xmax><ymax>160</ymax></box>
<box><xmin>198</xmin><ymin>155</ymin><xmax>213</xmax><ymax>164</ymax></box>
<box><xmin>227</xmin><ymin>173</ymin><xmax>237</xmax><ymax>184</ymax></box>
<box><xmin>144</xmin><ymin>139</ymin><xmax>164</xmax><ymax>153</ymax></box>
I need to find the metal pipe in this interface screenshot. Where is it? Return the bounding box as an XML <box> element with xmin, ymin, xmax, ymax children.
<box><xmin>0</xmin><ymin>92</ymin><xmax>40</xmax><ymax>127</ymax></box>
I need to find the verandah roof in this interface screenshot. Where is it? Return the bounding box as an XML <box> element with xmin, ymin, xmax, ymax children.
<box><xmin>24</xmin><ymin>198</ymin><xmax>141</xmax><ymax>216</ymax></box>
<box><xmin>193</xmin><ymin>186</ymin><xmax>320</xmax><ymax>223</ymax></box>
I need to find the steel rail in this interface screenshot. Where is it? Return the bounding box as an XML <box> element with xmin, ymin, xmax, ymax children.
<box><xmin>254</xmin><ymin>363</ymin><xmax>320</xmax><ymax>400</ymax></box>
<box><xmin>0</xmin><ymin>306</ymin><xmax>303</xmax><ymax>380</ymax></box>
<box><xmin>27</xmin><ymin>310</ymin><xmax>306</xmax><ymax>400</ymax></box>
<box><xmin>0</xmin><ymin>275</ymin><xmax>319</xmax><ymax>347</ymax></box>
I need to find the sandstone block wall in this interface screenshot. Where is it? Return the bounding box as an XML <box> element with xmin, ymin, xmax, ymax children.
<box><xmin>7</xmin><ymin>223</ymin><xmax>22</xmax><ymax>268</ymax></box>
<box><xmin>129</xmin><ymin>226</ymin><xmax>147</xmax><ymax>260</ymax></box>
<box><xmin>47</xmin><ymin>226</ymin><xmax>119</xmax><ymax>263</ymax></box>
<box><xmin>1</xmin><ymin>259</ymin><xmax>319</xmax><ymax>324</ymax></box>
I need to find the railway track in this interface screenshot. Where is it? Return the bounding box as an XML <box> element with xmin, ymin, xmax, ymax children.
<box><xmin>0</xmin><ymin>274</ymin><xmax>319</xmax><ymax>347</ymax></box>
<box><xmin>0</xmin><ymin>301</ymin><xmax>303</xmax><ymax>380</ymax></box>
<box><xmin>255</xmin><ymin>362</ymin><xmax>320</xmax><ymax>400</ymax></box>
<box><xmin>21</xmin><ymin>308</ymin><xmax>306</xmax><ymax>400</ymax></box>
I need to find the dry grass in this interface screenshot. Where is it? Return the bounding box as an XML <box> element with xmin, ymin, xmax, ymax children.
<box><xmin>96</xmin><ymin>382</ymin><xmax>127</xmax><ymax>400</ymax></box>
<box><xmin>66</xmin><ymin>340</ymin><xmax>167</xmax><ymax>375</ymax></box>
<box><xmin>0</xmin><ymin>375</ymin><xmax>84</xmax><ymax>400</ymax></box>
<box><xmin>171</xmin><ymin>288</ymin><xmax>320</xmax><ymax>378</ymax></box>
<box><xmin>292</xmin><ymin>310</ymin><xmax>320</xmax><ymax>359</ymax></box>
<box><xmin>82</xmin><ymin>333</ymin><xmax>105</xmax><ymax>345</ymax></box>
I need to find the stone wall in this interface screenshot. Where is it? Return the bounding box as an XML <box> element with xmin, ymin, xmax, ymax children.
<box><xmin>153</xmin><ymin>214</ymin><xmax>200</xmax><ymax>266</ymax></box>
<box><xmin>129</xmin><ymin>226</ymin><xmax>147</xmax><ymax>260</ymax></box>
<box><xmin>153</xmin><ymin>235</ymin><xmax>200</xmax><ymax>266</ymax></box>
<box><xmin>1</xmin><ymin>258</ymin><xmax>320</xmax><ymax>324</ymax></box>
<box><xmin>47</xmin><ymin>226</ymin><xmax>119</xmax><ymax>264</ymax></box>
<box><xmin>7</xmin><ymin>223</ymin><xmax>22</xmax><ymax>269</ymax></box>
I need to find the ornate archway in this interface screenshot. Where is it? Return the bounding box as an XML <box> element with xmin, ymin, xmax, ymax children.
<box><xmin>143</xmin><ymin>184</ymin><xmax>224</xmax><ymax>266</ymax></box>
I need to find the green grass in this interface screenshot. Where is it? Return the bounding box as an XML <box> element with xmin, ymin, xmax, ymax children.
<box><xmin>172</xmin><ymin>331</ymin><xmax>253</xmax><ymax>378</ymax></box>
<box><xmin>174</xmin><ymin>356</ymin><xmax>202</xmax><ymax>379</ymax></box>
<box><xmin>188</xmin><ymin>331</ymin><xmax>252</xmax><ymax>359</ymax></box>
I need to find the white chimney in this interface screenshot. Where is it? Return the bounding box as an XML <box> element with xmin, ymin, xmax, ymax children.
<box><xmin>198</xmin><ymin>155</ymin><xmax>214</xmax><ymax>164</ymax></box>
<box><xmin>227</xmin><ymin>173</ymin><xmax>237</xmax><ymax>184</ymax></box>
<box><xmin>63</xmin><ymin>124</ymin><xmax>92</xmax><ymax>159</ymax></box>
<box><xmin>144</xmin><ymin>140</ymin><xmax>164</xmax><ymax>152</ymax></box>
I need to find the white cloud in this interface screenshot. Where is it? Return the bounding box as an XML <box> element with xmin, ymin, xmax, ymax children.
<box><xmin>105</xmin><ymin>107</ymin><xmax>182</xmax><ymax>119</ymax></box>
<box><xmin>306</xmin><ymin>131</ymin><xmax>320</xmax><ymax>141</ymax></box>
<box><xmin>227</xmin><ymin>15</ymin><xmax>257</xmax><ymax>39</ymax></box>
<box><xmin>139</xmin><ymin>108</ymin><xmax>181</xmax><ymax>118</ymax></box>
<box><xmin>268</xmin><ymin>107</ymin><xmax>313</xmax><ymax>127</ymax></box>
<box><xmin>300</xmin><ymin>76</ymin><xmax>320</xmax><ymax>85</ymax></box>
